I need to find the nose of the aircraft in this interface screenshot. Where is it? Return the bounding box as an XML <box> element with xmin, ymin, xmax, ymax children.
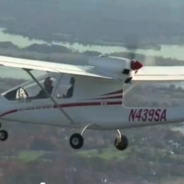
<box><xmin>131</xmin><ymin>60</ymin><xmax>143</xmax><ymax>70</ymax></box>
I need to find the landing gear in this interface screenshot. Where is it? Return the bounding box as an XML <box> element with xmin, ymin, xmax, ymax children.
<box><xmin>69</xmin><ymin>124</ymin><xmax>92</xmax><ymax>150</ymax></box>
<box><xmin>0</xmin><ymin>130</ymin><xmax>8</xmax><ymax>141</ymax></box>
<box><xmin>114</xmin><ymin>134</ymin><xmax>128</xmax><ymax>151</ymax></box>
<box><xmin>69</xmin><ymin>125</ymin><xmax>129</xmax><ymax>151</ymax></box>
<box><xmin>69</xmin><ymin>133</ymin><xmax>84</xmax><ymax>149</ymax></box>
<box><xmin>0</xmin><ymin>123</ymin><xmax>9</xmax><ymax>141</ymax></box>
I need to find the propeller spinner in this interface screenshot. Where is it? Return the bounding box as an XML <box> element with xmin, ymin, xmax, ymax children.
<box><xmin>130</xmin><ymin>59</ymin><xmax>143</xmax><ymax>70</ymax></box>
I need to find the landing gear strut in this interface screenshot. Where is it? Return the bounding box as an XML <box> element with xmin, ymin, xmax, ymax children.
<box><xmin>69</xmin><ymin>126</ymin><xmax>128</xmax><ymax>151</ymax></box>
<box><xmin>0</xmin><ymin>124</ymin><xmax>8</xmax><ymax>141</ymax></box>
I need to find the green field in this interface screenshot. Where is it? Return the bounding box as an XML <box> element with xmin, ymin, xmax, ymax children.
<box><xmin>3</xmin><ymin>150</ymin><xmax>45</xmax><ymax>163</ymax></box>
<box><xmin>77</xmin><ymin>147</ymin><xmax>130</xmax><ymax>160</ymax></box>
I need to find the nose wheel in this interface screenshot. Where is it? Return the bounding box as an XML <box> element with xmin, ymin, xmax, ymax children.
<box><xmin>0</xmin><ymin>130</ymin><xmax>8</xmax><ymax>141</ymax></box>
<box><xmin>0</xmin><ymin>123</ymin><xmax>9</xmax><ymax>141</ymax></box>
<box><xmin>69</xmin><ymin>133</ymin><xmax>84</xmax><ymax>149</ymax></box>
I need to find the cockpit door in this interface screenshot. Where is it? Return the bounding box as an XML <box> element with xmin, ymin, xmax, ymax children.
<box><xmin>23</xmin><ymin>73</ymin><xmax>59</xmax><ymax>101</ymax></box>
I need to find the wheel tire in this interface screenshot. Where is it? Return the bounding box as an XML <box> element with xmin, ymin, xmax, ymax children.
<box><xmin>114</xmin><ymin>134</ymin><xmax>128</xmax><ymax>151</ymax></box>
<box><xmin>0</xmin><ymin>130</ymin><xmax>8</xmax><ymax>141</ymax></box>
<box><xmin>69</xmin><ymin>133</ymin><xmax>84</xmax><ymax>149</ymax></box>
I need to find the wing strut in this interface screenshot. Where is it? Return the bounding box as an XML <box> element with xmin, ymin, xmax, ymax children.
<box><xmin>23</xmin><ymin>69</ymin><xmax>76</xmax><ymax>125</ymax></box>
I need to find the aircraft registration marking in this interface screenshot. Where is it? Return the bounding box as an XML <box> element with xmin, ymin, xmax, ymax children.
<box><xmin>128</xmin><ymin>108</ymin><xmax>167</xmax><ymax>122</ymax></box>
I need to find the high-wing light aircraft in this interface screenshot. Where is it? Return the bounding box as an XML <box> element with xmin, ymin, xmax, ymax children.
<box><xmin>0</xmin><ymin>53</ymin><xmax>184</xmax><ymax>151</ymax></box>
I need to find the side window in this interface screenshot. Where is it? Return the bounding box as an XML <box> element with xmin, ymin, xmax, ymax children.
<box><xmin>3</xmin><ymin>74</ymin><xmax>57</xmax><ymax>101</ymax></box>
<box><xmin>55</xmin><ymin>75</ymin><xmax>75</xmax><ymax>98</ymax></box>
<box><xmin>25</xmin><ymin>75</ymin><xmax>57</xmax><ymax>99</ymax></box>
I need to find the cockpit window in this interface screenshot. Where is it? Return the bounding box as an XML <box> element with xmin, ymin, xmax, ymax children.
<box><xmin>31</xmin><ymin>76</ymin><xmax>55</xmax><ymax>99</ymax></box>
<box><xmin>55</xmin><ymin>75</ymin><xmax>75</xmax><ymax>99</ymax></box>
<box><xmin>3</xmin><ymin>73</ymin><xmax>58</xmax><ymax>101</ymax></box>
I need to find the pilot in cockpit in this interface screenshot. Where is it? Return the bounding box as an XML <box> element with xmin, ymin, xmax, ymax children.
<box><xmin>36</xmin><ymin>76</ymin><xmax>54</xmax><ymax>98</ymax></box>
<box><xmin>63</xmin><ymin>77</ymin><xmax>75</xmax><ymax>98</ymax></box>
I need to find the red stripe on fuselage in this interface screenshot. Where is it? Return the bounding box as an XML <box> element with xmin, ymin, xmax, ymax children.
<box><xmin>0</xmin><ymin>101</ymin><xmax>122</xmax><ymax>118</ymax></box>
<box><xmin>101</xmin><ymin>89</ymin><xmax>123</xmax><ymax>96</ymax></box>
<box><xmin>0</xmin><ymin>109</ymin><xmax>18</xmax><ymax>117</ymax></box>
<box><xmin>91</xmin><ymin>95</ymin><xmax>123</xmax><ymax>100</ymax></box>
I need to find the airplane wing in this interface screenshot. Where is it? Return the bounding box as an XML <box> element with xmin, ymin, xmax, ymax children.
<box><xmin>0</xmin><ymin>55</ymin><xmax>114</xmax><ymax>79</ymax></box>
<box><xmin>132</xmin><ymin>66</ymin><xmax>184</xmax><ymax>81</ymax></box>
<box><xmin>1</xmin><ymin>55</ymin><xmax>184</xmax><ymax>82</ymax></box>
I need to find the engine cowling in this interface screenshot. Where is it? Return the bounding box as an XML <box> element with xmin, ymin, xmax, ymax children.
<box><xmin>89</xmin><ymin>55</ymin><xmax>129</xmax><ymax>73</ymax></box>
<box><xmin>88</xmin><ymin>55</ymin><xmax>143</xmax><ymax>83</ymax></box>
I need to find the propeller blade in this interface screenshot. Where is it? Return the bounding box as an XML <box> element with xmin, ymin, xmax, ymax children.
<box><xmin>124</xmin><ymin>37</ymin><xmax>144</xmax><ymax>72</ymax></box>
<box><xmin>126</xmin><ymin>44</ymin><xmax>137</xmax><ymax>60</ymax></box>
<box><xmin>124</xmin><ymin>36</ymin><xmax>139</xmax><ymax>60</ymax></box>
<box><xmin>128</xmin><ymin>52</ymin><xmax>136</xmax><ymax>60</ymax></box>
<box><xmin>143</xmin><ymin>55</ymin><xmax>156</xmax><ymax>66</ymax></box>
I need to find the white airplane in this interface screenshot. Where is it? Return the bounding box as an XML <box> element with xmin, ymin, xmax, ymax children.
<box><xmin>0</xmin><ymin>54</ymin><xmax>184</xmax><ymax>151</ymax></box>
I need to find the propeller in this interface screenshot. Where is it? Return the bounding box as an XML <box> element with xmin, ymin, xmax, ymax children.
<box><xmin>124</xmin><ymin>35</ymin><xmax>138</xmax><ymax>58</ymax></box>
<box><xmin>122</xmin><ymin>37</ymin><xmax>156</xmax><ymax>96</ymax></box>
<box><xmin>125</xmin><ymin>37</ymin><xmax>157</xmax><ymax>66</ymax></box>
<box><xmin>124</xmin><ymin>40</ymin><xmax>143</xmax><ymax>71</ymax></box>
<box><xmin>126</xmin><ymin>42</ymin><xmax>138</xmax><ymax>61</ymax></box>
<box><xmin>122</xmin><ymin>38</ymin><xmax>142</xmax><ymax>84</ymax></box>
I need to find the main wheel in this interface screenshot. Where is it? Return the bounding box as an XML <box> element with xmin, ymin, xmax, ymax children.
<box><xmin>0</xmin><ymin>130</ymin><xmax>8</xmax><ymax>141</ymax></box>
<box><xmin>69</xmin><ymin>133</ymin><xmax>84</xmax><ymax>149</ymax></box>
<box><xmin>114</xmin><ymin>134</ymin><xmax>128</xmax><ymax>151</ymax></box>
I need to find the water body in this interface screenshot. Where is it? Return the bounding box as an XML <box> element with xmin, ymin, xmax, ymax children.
<box><xmin>0</xmin><ymin>27</ymin><xmax>184</xmax><ymax>80</ymax></box>
<box><xmin>0</xmin><ymin>28</ymin><xmax>184</xmax><ymax>60</ymax></box>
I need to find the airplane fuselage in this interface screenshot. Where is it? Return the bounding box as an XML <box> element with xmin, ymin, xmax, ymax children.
<box><xmin>0</xmin><ymin>73</ymin><xmax>184</xmax><ymax>130</ymax></box>
<box><xmin>0</xmin><ymin>98</ymin><xmax>183</xmax><ymax>130</ymax></box>
<box><xmin>0</xmin><ymin>54</ymin><xmax>184</xmax><ymax>151</ymax></box>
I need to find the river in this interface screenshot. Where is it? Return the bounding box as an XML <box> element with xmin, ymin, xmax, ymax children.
<box><xmin>1</xmin><ymin>28</ymin><xmax>184</xmax><ymax>60</ymax></box>
<box><xmin>0</xmin><ymin>27</ymin><xmax>184</xmax><ymax>81</ymax></box>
